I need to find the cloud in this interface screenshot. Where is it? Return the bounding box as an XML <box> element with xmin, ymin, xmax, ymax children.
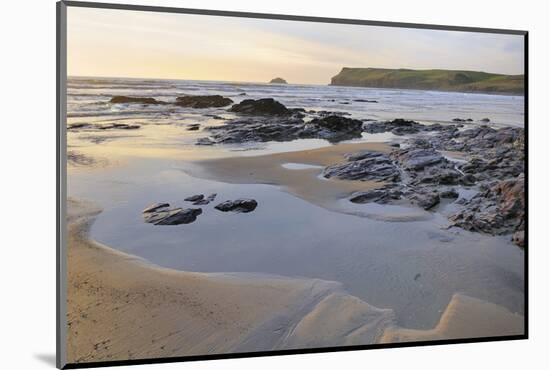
<box><xmin>67</xmin><ymin>7</ymin><xmax>524</xmax><ymax>83</ymax></box>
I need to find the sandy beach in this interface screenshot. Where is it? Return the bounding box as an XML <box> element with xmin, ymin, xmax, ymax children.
<box><xmin>66</xmin><ymin>198</ymin><xmax>394</xmax><ymax>363</ymax></box>
<box><xmin>187</xmin><ymin>141</ymin><xmax>393</xmax><ymax>208</ymax></box>
<box><xmin>66</xmin><ymin>197</ymin><xmax>524</xmax><ymax>364</ymax></box>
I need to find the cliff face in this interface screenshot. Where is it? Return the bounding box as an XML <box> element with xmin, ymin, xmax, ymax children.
<box><xmin>330</xmin><ymin>68</ymin><xmax>524</xmax><ymax>94</ymax></box>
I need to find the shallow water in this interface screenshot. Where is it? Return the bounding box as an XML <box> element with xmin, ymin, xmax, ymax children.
<box><xmin>68</xmin><ymin>154</ymin><xmax>524</xmax><ymax>330</ymax></box>
<box><xmin>67</xmin><ymin>76</ymin><xmax>525</xmax><ymax>330</ymax></box>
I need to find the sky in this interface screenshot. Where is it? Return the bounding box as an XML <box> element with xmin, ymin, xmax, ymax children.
<box><xmin>67</xmin><ymin>7</ymin><xmax>525</xmax><ymax>85</ymax></box>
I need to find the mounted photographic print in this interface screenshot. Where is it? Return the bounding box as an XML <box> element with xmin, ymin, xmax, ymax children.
<box><xmin>57</xmin><ymin>1</ymin><xmax>527</xmax><ymax>368</ymax></box>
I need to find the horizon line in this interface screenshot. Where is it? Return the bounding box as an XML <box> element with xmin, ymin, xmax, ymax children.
<box><xmin>68</xmin><ymin>65</ymin><xmax>524</xmax><ymax>86</ymax></box>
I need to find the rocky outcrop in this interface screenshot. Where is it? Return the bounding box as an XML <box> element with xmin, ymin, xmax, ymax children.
<box><xmin>142</xmin><ymin>204</ymin><xmax>202</xmax><ymax>225</ymax></box>
<box><xmin>364</xmin><ymin>119</ymin><xmax>460</xmax><ymax>136</ymax></box>
<box><xmin>175</xmin><ymin>95</ymin><xmax>233</xmax><ymax>108</ymax></box>
<box><xmin>391</xmin><ymin>148</ymin><xmax>445</xmax><ymax>171</ymax></box>
<box><xmin>229</xmin><ymin>98</ymin><xmax>291</xmax><ymax>116</ymax></box>
<box><xmin>349</xmin><ymin>188</ymin><xmax>402</xmax><ymax>204</ymax></box>
<box><xmin>204</xmin><ymin>116</ymin><xmax>305</xmax><ymax>144</ymax></box>
<box><xmin>201</xmin><ymin>114</ymin><xmax>364</xmax><ymax>144</ymax></box>
<box><xmin>110</xmin><ymin>96</ymin><xmax>166</xmax><ymax>104</ymax></box>
<box><xmin>269</xmin><ymin>77</ymin><xmax>287</xmax><ymax>84</ymax></box>
<box><xmin>215</xmin><ymin>199</ymin><xmax>258</xmax><ymax>213</ymax></box>
<box><xmin>448</xmin><ymin>174</ymin><xmax>524</xmax><ymax>241</ymax></box>
<box><xmin>142</xmin><ymin>203</ymin><xmax>170</xmax><ymax>214</ymax></box>
<box><xmin>323</xmin><ymin>151</ymin><xmax>400</xmax><ymax>182</ymax></box>
<box><xmin>335</xmin><ymin>120</ymin><xmax>525</xmax><ymax>246</ymax></box>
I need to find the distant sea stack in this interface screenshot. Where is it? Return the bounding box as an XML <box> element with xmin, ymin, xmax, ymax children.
<box><xmin>330</xmin><ymin>67</ymin><xmax>524</xmax><ymax>94</ymax></box>
<box><xmin>269</xmin><ymin>77</ymin><xmax>288</xmax><ymax>84</ymax></box>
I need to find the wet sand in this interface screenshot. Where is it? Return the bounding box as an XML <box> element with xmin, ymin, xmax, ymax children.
<box><xmin>380</xmin><ymin>294</ymin><xmax>524</xmax><ymax>343</ymax></box>
<box><xmin>188</xmin><ymin>141</ymin><xmax>392</xmax><ymax>207</ymax></box>
<box><xmin>66</xmin><ymin>198</ymin><xmax>524</xmax><ymax>364</ymax></box>
<box><xmin>66</xmin><ymin>198</ymin><xmax>393</xmax><ymax>363</ymax></box>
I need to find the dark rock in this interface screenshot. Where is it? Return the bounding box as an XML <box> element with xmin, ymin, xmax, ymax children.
<box><xmin>349</xmin><ymin>188</ymin><xmax>402</xmax><ymax>204</ymax></box>
<box><xmin>449</xmin><ymin>173</ymin><xmax>524</xmax><ymax>236</ymax></box>
<box><xmin>187</xmin><ymin>124</ymin><xmax>201</xmax><ymax>131</ymax></box>
<box><xmin>391</xmin><ymin>148</ymin><xmax>445</xmax><ymax>170</ymax></box>
<box><xmin>269</xmin><ymin>77</ymin><xmax>287</xmax><ymax>84</ymax></box>
<box><xmin>229</xmin><ymin>98</ymin><xmax>290</xmax><ymax>116</ymax></box>
<box><xmin>323</xmin><ymin>152</ymin><xmax>400</xmax><ymax>182</ymax></box>
<box><xmin>205</xmin><ymin>114</ymin><xmax>225</xmax><ymax>120</ymax></box>
<box><xmin>411</xmin><ymin>191</ymin><xmax>440</xmax><ymax>210</ymax></box>
<box><xmin>215</xmin><ymin>199</ymin><xmax>258</xmax><ymax>213</ymax></box>
<box><xmin>364</xmin><ymin>119</ymin><xmax>459</xmax><ymax>136</ymax></box>
<box><xmin>143</xmin><ymin>207</ymin><xmax>202</xmax><ymax>225</ymax></box>
<box><xmin>480</xmin><ymin>118</ymin><xmax>491</xmax><ymax>122</ymax></box>
<box><xmin>142</xmin><ymin>203</ymin><xmax>170</xmax><ymax>213</ymax></box>
<box><xmin>193</xmin><ymin>193</ymin><xmax>217</xmax><ymax>205</ymax></box>
<box><xmin>184</xmin><ymin>194</ymin><xmax>204</xmax><ymax>202</ymax></box>
<box><xmin>440</xmin><ymin>189</ymin><xmax>459</xmax><ymax>199</ymax></box>
<box><xmin>308</xmin><ymin>115</ymin><xmax>364</xmax><ymax>141</ymax></box>
<box><xmin>353</xmin><ymin>99</ymin><xmax>378</xmax><ymax>103</ymax></box>
<box><xmin>110</xmin><ymin>96</ymin><xmax>166</xmax><ymax>104</ymax></box>
<box><xmin>196</xmin><ymin>137</ymin><xmax>215</xmax><ymax>145</ymax></box>
<box><xmin>512</xmin><ymin>230</ymin><xmax>524</xmax><ymax>248</ymax></box>
<box><xmin>200</xmin><ymin>114</ymin><xmax>364</xmax><ymax>145</ymax></box>
<box><xmin>408</xmin><ymin>138</ymin><xmax>433</xmax><ymax>149</ymax></box>
<box><xmin>97</xmin><ymin>123</ymin><xmax>141</xmax><ymax>130</ymax></box>
<box><xmin>345</xmin><ymin>150</ymin><xmax>386</xmax><ymax>162</ymax></box>
<box><xmin>175</xmin><ymin>95</ymin><xmax>233</xmax><ymax>108</ymax></box>
<box><xmin>68</xmin><ymin>123</ymin><xmax>92</xmax><ymax>130</ymax></box>
<box><xmin>364</xmin><ymin>119</ymin><xmax>421</xmax><ymax>135</ymax></box>
<box><xmin>204</xmin><ymin>116</ymin><xmax>305</xmax><ymax>144</ymax></box>
<box><xmin>315</xmin><ymin>110</ymin><xmax>352</xmax><ymax>117</ymax></box>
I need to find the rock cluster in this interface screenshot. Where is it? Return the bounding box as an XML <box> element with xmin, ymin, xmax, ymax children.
<box><xmin>338</xmin><ymin>122</ymin><xmax>525</xmax><ymax>246</ymax></box>
<box><xmin>142</xmin><ymin>196</ymin><xmax>258</xmax><ymax>226</ymax></box>
<box><xmin>109</xmin><ymin>95</ymin><xmax>233</xmax><ymax>108</ymax></box>
<box><xmin>202</xmin><ymin>115</ymin><xmax>365</xmax><ymax>144</ymax></box>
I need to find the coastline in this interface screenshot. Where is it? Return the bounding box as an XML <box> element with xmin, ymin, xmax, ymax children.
<box><xmin>66</xmin><ymin>198</ymin><xmax>394</xmax><ymax>363</ymax></box>
<box><xmin>328</xmin><ymin>83</ymin><xmax>524</xmax><ymax>97</ymax></box>
<box><xmin>66</xmin><ymin>197</ymin><xmax>524</xmax><ymax>364</ymax></box>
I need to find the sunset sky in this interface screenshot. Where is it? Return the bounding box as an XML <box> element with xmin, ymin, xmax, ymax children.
<box><xmin>67</xmin><ymin>7</ymin><xmax>524</xmax><ymax>84</ymax></box>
